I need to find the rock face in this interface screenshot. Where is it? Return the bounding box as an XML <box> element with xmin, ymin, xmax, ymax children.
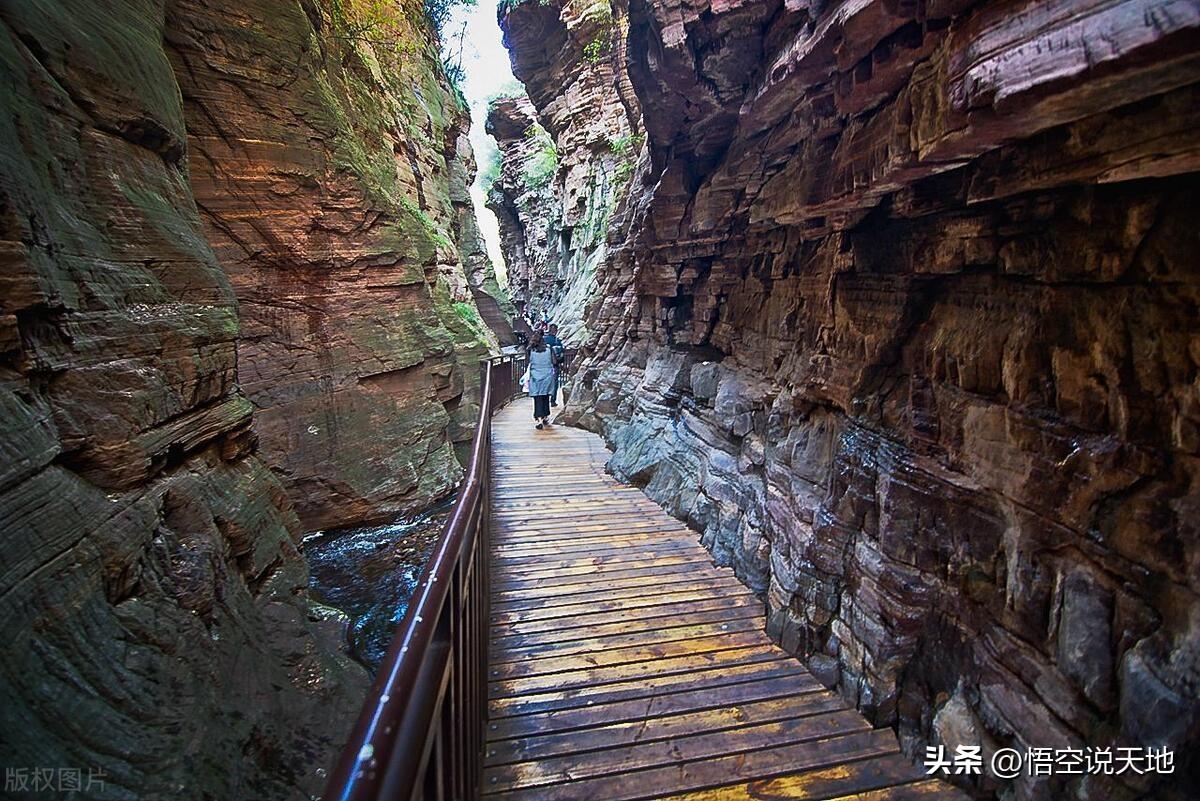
<box><xmin>487</xmin><ymin>0</ymin><xmax>638</xmax><ymax>343</ymax></box>
<box><xmin>0</xmin><ymin>1</ymin><xmax>369</xmax><ymax>798</ymax></box>
<box><xmin>169</xmin><ymin>0</ymin><xmax>505</xmax><ymax>529</ymax></box>
<box><xmin>0</xmin><ymin>0</ymin><xmax>507</xmax><ymax>798</ymax></box>
<box><xmin>500</xmin><ymin>0</ymin><xmax>1200</xmax><ymax>798</ymax></box>
<box><xmin>452</xmin><ymin>132</ymin><xmax>519</xmax><ymax>348</ymax></box>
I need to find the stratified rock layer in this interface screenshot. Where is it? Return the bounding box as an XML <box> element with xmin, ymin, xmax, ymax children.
<box><xmin>1</xmin><ymin>0</ymin><xmax>509</xmax><ymax>798</ymax></box>
<box><xmin>488</xmin><ymin>0</ymin><xmax>639</xmax><ymax>342</ymax></box>
<box><xmin>501</xmin><ymin>0</ymin><xmax>1200</xmax><ymax>798</ymax></box>
<box><xmin>169</xmin><ymin>0</ymin><xmax>501</xmax><ymax>529</ymax></box>
<box><xmin>0</xmin><ymin>1</ymin><xmax>368</xmax><ymax>798</ymax></box>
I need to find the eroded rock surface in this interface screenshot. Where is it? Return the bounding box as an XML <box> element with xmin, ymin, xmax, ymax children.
<box><xmin>487</xmin><ymin>0</ymin><xmax>639</xmax><ymax>343</ymax></box>
<box><xmin>170</xmin><ymin>0</ymin><xmax>504</xmax><ymax>528</ymax></box>
<box><xmin>0</xmin><ymin>1</ymin><xmax>372</xmax><ymax>798</ymax></box>
<box><xmin>499</xmin><ymin>0</ymin><xmax>1200</xmax><ymax>798</ymax></box>
<box><xmin>1</xmin><ymin>0</ymin><xmax>507</xmax><ymax>797</ymax></box>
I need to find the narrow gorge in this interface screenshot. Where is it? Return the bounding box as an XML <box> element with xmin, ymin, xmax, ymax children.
<box><xmin>1</xmin><ymin>0</ymin><xmax>1197</xmax><ymax>799</ymax></box>
<box><xmin>1</xmin><ymin>0</ymin><xmax>508</xmax><ymax>797</ymax></box>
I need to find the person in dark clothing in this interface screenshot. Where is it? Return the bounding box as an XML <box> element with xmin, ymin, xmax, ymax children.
<box><xmin>544</xmin><ymin>324</ymin><xmax>565</xmax><ymax>406</ymax></box>
<box><xmin>525</xmin><ymin>331</ymin><xmax>559</xmax><ymax>428</ymax></box>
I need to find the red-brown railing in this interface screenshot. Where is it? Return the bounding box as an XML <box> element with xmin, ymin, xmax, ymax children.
<box><xmin>322</xmin><ymin>351</ymin><xmax>526</xmax><ymax>801</ymax></box>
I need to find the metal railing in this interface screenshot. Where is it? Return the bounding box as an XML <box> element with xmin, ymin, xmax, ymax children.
<box><xmin>322</xmin><ymin>352</ymin><xmax>527</xmax><ymax>801</ymax></box>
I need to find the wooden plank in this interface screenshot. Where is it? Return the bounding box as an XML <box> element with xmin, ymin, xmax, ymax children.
<box><xmin>487</xmin><ymin>659</ymin><xmax>809</xmax><ymax>721</ymax></box>
<box><xmin>490</xmin><ymin>597</ymin><xmax>763</xmax><ymax>644</ymax></box>
<box><xmin>489</xmin><ymin>583</ymin><xmax>755</xmax><ymax>625</ymax></box>
<box><xmin>493</xmin><ymin>496</ymin><xmax>664</xmax><ymax>509</ymax></box>
<box><xmin>493</xmin><ymin>514</ymin><xmax>684</xmax><ymax>531</ymax></box>
<box><xmin>826</xmin><ymin>781</ymin><xmax>971</xmax><ymax>801</ymax></box>
<box><xmin>654</xmin><ymin>759</ymin><xmax>952</xmax><ymax>801</ymax></box>
<box><xmin>487</xmin><ymin>690</ymin><xmax>846</xmax><ymax>764</ymax></box>
<box><xmin>494</xmin><ymin>530</ymin><xmax>688</xmax><ymax>547</ymax></box>
<box><xmin>493</xmin><ymin>518</ymin><xmax>692</xmax><ymax>537</ymax></box>
<box><xmin>492</xmin><ymin>554</ymin><xmax>712</xmax><ymax>585</ymax></box>
<box><xmin>485</xmin><ymin>711</ymin><xmax>873</xmax><ymax>792</ymax></box>
<box><xmin>493</xmin><ymin>535</ymin><xmax>696</xmax><ymax>557</ymax></box>
<box><xmin>489</xmin><ymin>643</ymin><xmax>785</xmax><ymax>698</ymax></box>
<box><xmin>490</xmin><ymin>617</ymin><xmax>767</xmax><ymax>665</ymax></box>
<box><xmin>492</xmin><ymin>530</ymin><xmax>695</xmax><ymax>551</ymax></box>
<box><xmin>491</xmin><ymin>478</ymin><xmax>619</xmax><ymax>490</ymax></box>
<box><xmin>493</xmin><ymin>502</ymin><xmax>666</xmax><ymax>515</ymax></box>
<box><xmin>490</xmin><ymin>543</ymin><xmax>705</xmax><ymax>572</ymax></box>
<box><xmin>488</xmin><ymin>630</ymin><xmax>774</xmax><ymax>682</ymax></box>
<box><xmin>490</xmin><ymin>573</ymin><xmax>747</xmax><ymax>611</ymax></box>
<box><xmin>482</xmin><ymin>729</ymin><xmax>901</xmax><ymax>800</ymax></box>
<box><xmin>488</xmin><ymin>669</ymin><xmax>824</xmax><ymax>737</ymax></box>
<box><xmin>492</xmin><ymin>575</ymin><xmax>731</xmax><ymax>605</ymax></box>
<box><xmin>492</xmin><ymin>559</ymin><xmax>719</xmax><ymax>593</ymax></box>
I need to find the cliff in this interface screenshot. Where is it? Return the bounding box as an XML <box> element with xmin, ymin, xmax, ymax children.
<box><xmin>0</xmin><ymin>0</ymin><xmax>506</xmax><ymax>797</ymax></box>
<box><xmin>500</xmin><ymin>0</ymin><xmax>1200</xmax><ymax>798</ymax></box>
<box><xmin>169</xmin><ymin>0</ymin><xmax>505</xmax><ymax>528</ymax></box>
<box><xmin>487</xmin><ymin>0</ymin><xmax>638</xmax><ymax>343</ymax></box>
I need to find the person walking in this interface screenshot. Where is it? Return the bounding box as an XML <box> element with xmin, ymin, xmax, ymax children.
<box><xmin>544</xmin><ymin>323</ymin><xmax>565</xmax><ymax>407</ymax></box>
<box><xmin>525</xmin><ymin>330</ymin><xmax>559</xmax><ymax>429</ymax></box>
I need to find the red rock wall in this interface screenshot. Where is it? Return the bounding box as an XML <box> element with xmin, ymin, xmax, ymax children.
<box><xmin>1</xmin><ymin>0</ymin><xmax>509</xmax><ymax>796</ymax></box>
<box><xmin>168</xmin><ymin>0</ymin><xmax>501</xmax><ymax>530</ymax></box>
<box><xmin>0</xmin><ymin>1</ymin><xmax>368</xmax><ymax>797</ymax></box>
<box><xmin>509</xmin><ymin>0</ymin><xmax>1200</xmax><ymax>797</ymax></box>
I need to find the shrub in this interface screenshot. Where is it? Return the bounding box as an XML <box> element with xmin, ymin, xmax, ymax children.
<box><xmin>522</xmin><ymin>125</ymin><xmax>558</xmax><ymax>189</ymax></box>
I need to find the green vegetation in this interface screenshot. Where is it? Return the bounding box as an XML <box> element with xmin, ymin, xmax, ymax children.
<box><xmin>608</xmin><ymin>132</ymin><xmax>644</xmax><ymax>187</ymax></box>
<box><xmin>481</xmin><ymin>146</ymin><xmax>503</xmax><ymax>193</ymax></box>
<box><xmin>522</xmin><ymin>124</ymin><xmax>558</xmax><ymax>189</ymax></box>
<box><xmin>400</xmin><ymin>197</ymin><xmax>452</xmax><ymax>250</ymax></box>
<box><xmin>486</xmin><ymin>80</ymin><xmax>527</xmax><ymax>108</ymax></box>
<box><xmin>453</xmin><ymin>301</ymin><xmax>483</xmax><ymax>328</ymax></box>
<box><xmin>327</xmin><ymin>0</ymin><xmax>476</xmax><ymax>42</ymax></box>
<box><xmin>324</xmin><ymin>0</ymin><xmax>474</xmax><ymax>95</ymax></box>
<box><xmin>582</xmin><ymin>0</ymin><xmax>615</xmax><ymax>63</ymax></box>
<box><xmin>423</xmin><ymin>0</ymin><xmax>476</xmax><ymax>37</ymax></box>
<box><xmin>607</xmin><ymin>132</ymin><xmax>643</xmax><ymax>158</ymax></box>
<box><xmin>583</xmin><ymin>35</ymin><xmax>609</xmax><ymax>63</ymax></box>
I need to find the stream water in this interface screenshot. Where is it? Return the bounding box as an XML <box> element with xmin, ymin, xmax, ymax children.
<box><xmin>303</xmin><ymin>497</ymin><xmax>456</xmax><ymax>672</ymax></box>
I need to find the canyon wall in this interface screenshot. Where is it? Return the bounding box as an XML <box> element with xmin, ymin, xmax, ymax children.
<box><xmin>0</xmin><ymin>0</ymin><xmax>505</xmax><ymax>798</ymax></box>
<box><xmin>169</xmin><ymin>0</ymin><xmax>505</xmax><ymax>528</ymax></box>
<box><xmin>487</xmin><ymin>0</ymin><xmax>639</xmax><ymax>343</ymax></box>
<box><xmin>500</xmin><ymin>0</ymin><xmax>1200</xmax><ymax>798</ymax></box>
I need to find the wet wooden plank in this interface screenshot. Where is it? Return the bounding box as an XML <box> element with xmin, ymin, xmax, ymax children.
<box><xmin>491</xmin><ymin>574</ymin><xmax>749</xmax><ymax>612</ymax></box>
<box><xmin>490</xmin><ymin>584</ymin><xmax>755</xmax><ymax>625</ymax></box>
<box><xmin>492</xmin><ymin>558</ymin><xmax>716</xmax><ymax>591</ymax></box>
<box><xmin>487</xmin><ymin>658</ymin><xmax>810</xmax><ymax>721</ymax></box>
<box><xmin>656</xmin><ymin>760</ymin><xmax>963</xmax><ymax>800</ymax></box>
<box><xmin>489</xmin><ymin>630</ymin><xmax>775</xmax><ymax>682</ymax></box>
<box><xmin>491</xmin><ymin>617</ymin><xmax>767</xmax><ymax>665</ymax></box>
<box><xmin>489</xmin><ymin>644</ymin><xmax>786</xmax><ymax>698</ymax></box>
<box><xmin>487</xmin><ymin>692</ymin><xmax>849</xmax><ymax>765</ymax></box>
<box><xmin>486</xmin><ymin>711</ymin><xmax>875</xmax><ymax>792</ymax></box>
<box><xmin>490</xmin><ymin>544</ymin><xmax>706</xmax><ymax>572</ymax></box>
<box><xmin>484</xmin><ymin>729</ymin><xmax>901</xmax><ymax>800</ymax></box>
<box><xmin>491</xmin><ymin>567</ymin><xmax>739</xmax><ymax>600</ymax></box>
<box><xmin>492</xmin><ymin>518</ymin><xmax>693</xmax><ymax>537</ymax></box>
<box><xmin>490</xmin><ymin>598</ymin><xmax>764</xmax><ymax>644</ymax></box>
<box><xmin>488</xmin><ymin>669</ymin><xmax>824</xmax><ymax>737</ymax></box>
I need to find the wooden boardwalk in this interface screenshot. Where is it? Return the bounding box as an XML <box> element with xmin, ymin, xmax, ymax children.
<box><xmin>484</xmin><ymin>403</ymin><xmax>964</xmax><ymax>801</ymax></box>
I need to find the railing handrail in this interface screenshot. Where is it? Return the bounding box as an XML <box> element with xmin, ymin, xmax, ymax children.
<box><xmin>322</xmin><ymin>352</ymin><xmax>526</xmax><ymax>801</ymax></box>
